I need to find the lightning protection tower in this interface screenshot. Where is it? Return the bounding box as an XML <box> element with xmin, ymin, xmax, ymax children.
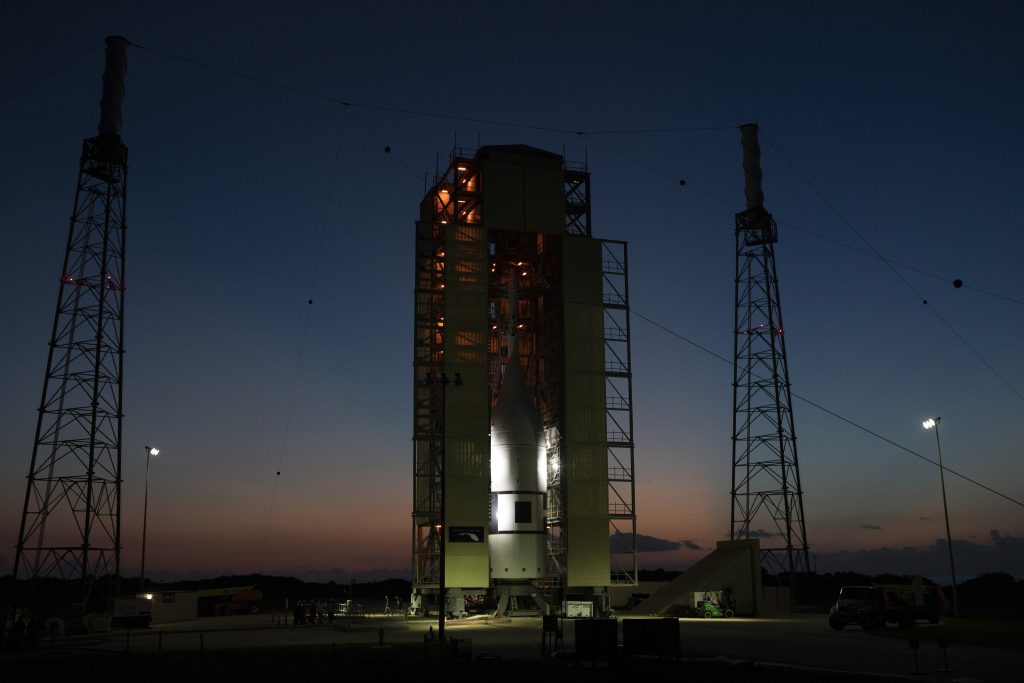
<box><xmin>730</xmin><ymin>123</ymin><xmax>810</xmax><ymax>583</ymax></box>
<box><xmin>13</xmin><ymin>36</ymin><xmax>130</xmax><ymax>611</ymax></box>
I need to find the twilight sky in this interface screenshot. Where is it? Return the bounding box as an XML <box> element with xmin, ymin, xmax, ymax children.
<box><xmin>1</xmin><ymin>1</ymin><xmax>1022</xmax><ymax>582</ymax></box>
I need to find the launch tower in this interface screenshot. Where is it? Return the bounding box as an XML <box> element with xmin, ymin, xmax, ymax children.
<box><xmin>411</xmin><ymin>145</ymin><xmax>637</xmax><ymax>618</ymax></box>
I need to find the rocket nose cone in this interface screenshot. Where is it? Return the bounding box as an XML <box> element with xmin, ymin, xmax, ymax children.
<box><xmin>491</xmin><ymin>355</ymin><xmax>541</xmax><ymax>442</ymax></box>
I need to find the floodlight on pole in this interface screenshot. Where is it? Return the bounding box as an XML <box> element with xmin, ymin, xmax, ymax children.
<box><xmin>922</xmin><ymin>417</ymin><xmax>959</xmax><ymax>618</ymax></box>
<box><xmin>140</xmin><ymin>445</ymin><xmax>159</xmax><ymax>593</ymax></box>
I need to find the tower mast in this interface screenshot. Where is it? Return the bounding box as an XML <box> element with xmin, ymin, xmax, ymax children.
<box><xmin>730</xmin><ymin>123</ymin><xmax>810</xmax><ymax>584</ymax></box>
<box><xmin>13</xmin><ymin>36</ymin><xmax>130</xmax><ymax>610</ymax></box>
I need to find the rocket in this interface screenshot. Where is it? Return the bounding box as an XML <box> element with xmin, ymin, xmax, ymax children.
<box><xmin>489</xmin><ymin>271</ymin><xmax>547</xmax><ymax>582</ymax></box>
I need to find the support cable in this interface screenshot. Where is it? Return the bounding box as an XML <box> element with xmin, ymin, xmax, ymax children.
<box><xmin>86</xmin><ymin>43</ymin><xmax>1022</xmax><ymax>309</ymax></box>
<box><xmin>760</xmin><ymin>132</ymin><xmax>1024</xmax><ymax>406</ymax></box>
<box><xmin>347</xmin><ymin>110</ymin><xmax>422</xmax><ymax>182</ymax></box>
<box><xmin>0</xmin><ymin>41</ymin><xmax>103</xmax><ymax>107</ymax></box>
<box><xmin>581</xmin><ymin>133</ymin><xmax>737</xmax><ymax>205</ymax></box>
<box><xmin>70</xmin><ymin>42</ymin><xmax>1022</xmax><ymax>510</ymax></box>
<box><xmin>588</xmin><ymin>134</ymin><xmax>1023</xmax><ymax>306</ymax></box>
<box><xmin>260</xmin><ymin>107</ymin><xmax>348</xmax><ymax>552</ymax></box>
<box><xmin>630</xmin><ymin>308</ymin><xmax>1024</xmax><ymax>510</ymax></box>
<box><xmin>129</xmin><ymin>42</ymin><xmax>1021</xmax><ymax>308</ymax></box>
<box><xmin>128</xmin><ymin>42</ymin><xmax>727</xmax><ymax>136</ymax></box>
<box><xmin>780</xmin><ymin>226</ymin><xmax>1024</xmax><ymax>306</ymax></box>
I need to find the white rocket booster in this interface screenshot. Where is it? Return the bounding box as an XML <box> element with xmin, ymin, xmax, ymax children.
<box><xmin>489</xmin><ymin>272</ymin><xmax>547</xmax><ymax>581</ymax></box>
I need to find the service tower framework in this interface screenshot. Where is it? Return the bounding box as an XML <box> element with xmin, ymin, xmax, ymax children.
<box><xmin>411</xmin><ymin>145</ymin><xmax>637</xmax><ymax>618</ymax></box>
<box><xmin>730</xmin><ymin>123</ymin><xmax>811</xmax><ymax>582</ymax></box>
<box><xmin>13</xmin><ymin>36</ymin><xmax>130</xmax><ymax>610</ymax></box>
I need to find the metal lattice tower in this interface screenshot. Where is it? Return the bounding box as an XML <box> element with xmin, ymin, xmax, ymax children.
<box><xmin>730</xmin><ymin>123</ymin><xmax>810</xmax><ymax>581</ymax></box>
<box><xmin>13</xmin><ymin>36</ymin><xmax>129</xmax><ymax>610</ymax></box>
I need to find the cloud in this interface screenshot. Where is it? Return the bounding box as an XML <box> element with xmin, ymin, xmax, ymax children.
<box><xmin>815</xmin><ymin>530</ymin><xmax>1024</xmax><ymax>579</ymax></box>
<box><xmin>741</xmin><ymin>529</ymin><xmax>778</xmax><ymax>539</ymax></box>
<box><xmin>859</xmin><ymin>524</ymin><xmax>883</xmax><ymax>531</ymax></box>
<box><xmin>610</xmin><ymin>532</ymin><xmax>681</xmax><ymax>553</ymax></box>
<box><xmin>143</xmin><ymin>566</ymin><xmax>411</xmax><ymax>583</ymax></box>
<box><xmin>682</xmin><ymin>540</ymin><xmax>702</xmax><ymax>551</ymax></box>
<box><xmin>989</xmin><ymin>529</ymin><xmax>1024</xmax><ymax>558</ymax></box>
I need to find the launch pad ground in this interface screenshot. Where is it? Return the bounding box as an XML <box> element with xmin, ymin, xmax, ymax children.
<box><xmin>3</xmin><ymin>613</ymin><xmax>1020</xmax><ymax>681</ymax></box>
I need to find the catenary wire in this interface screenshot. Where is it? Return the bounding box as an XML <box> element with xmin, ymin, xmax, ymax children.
<box><xmin>0</xmin><ymin>41</ymin><xmax>104</xmax><ymax>107</ymax></box>
<box><xmin>760</xmin><ymin>132</ymin><xmax>1024</xmax><ymax>405</ymax></box>
<box><xmin>132</xmin><ymin>41</ymin><xmax>1022</xmax><ymax>307</ymax></box>
<box><xmin>127</xmin><ymin>41</ymin><xmax>1023</xmax><ymax>508</ymax></box>
<box><xmin>261</xmin><ymin>107</ymin><xmax>349</xmax><ymax>553</ymax></box>
<box><xmin>348</xmin><ymin>109</ymin><xmax>423</xmax><ymax>182</ymax></box>
<box><xmin>588</xmin><ymin>133</ymin><xmax>1023</xmax><ymax>306</ymax></box>
<box><xmin>129</xmin><ymin>42</ymin><xmax>729</xmax><ymax>137</ymax></box>
<box><xmin>629</xmin><ymin>308</ymin><xmax>1023</xmax><ymax>510</ymax></box>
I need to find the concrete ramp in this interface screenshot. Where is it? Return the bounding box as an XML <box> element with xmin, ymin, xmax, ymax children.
<box><xmin>632</xmin><ymin>540</ymin><xmax>762</xmax><ymax>616</ymax></box>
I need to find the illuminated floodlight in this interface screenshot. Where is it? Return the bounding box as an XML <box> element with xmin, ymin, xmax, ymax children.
<box><xmin>919</xmin><ymin>414</ymin><xmax>958</xmax><ymax>617</ymax></box>
<box><xmin>141</xmin><ymin>445</ymin><xmax>161</xmax><ymax>593</ymax></box>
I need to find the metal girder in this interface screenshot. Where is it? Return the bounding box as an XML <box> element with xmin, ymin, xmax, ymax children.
<box><xmin>602</xmin><ymin>240</ymin><xmax>637</xmax><ymax>587</ymax></box>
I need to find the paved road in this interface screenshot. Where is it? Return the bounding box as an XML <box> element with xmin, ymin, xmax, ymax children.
<box><xmin>674</xmin><ymin>615</ymin><xmax>1022</xmax><ymax>681</ymax></box>
<box><xmin>10</xmin><ymin>613</ymin><xmax>1023</xmax><ymax>680</ymax></box>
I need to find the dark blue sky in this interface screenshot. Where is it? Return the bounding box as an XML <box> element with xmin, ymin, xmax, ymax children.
<box><xmin>1</xmin><ymin>1</ymin><xmax>1022</xmax><ymax>581</ymax></box>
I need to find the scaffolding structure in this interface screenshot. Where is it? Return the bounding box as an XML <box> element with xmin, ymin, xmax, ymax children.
<box><xmin>411</xmin><ymin>153</ymin><xmax>482</xmax><ymax>598</ymax></box>
<box><xmin>13</xmin><ymin>37</ymin><xmax>130</xmax><ymax>609</ymax></box>
<box><xmin>412</xmin><ymin>145</ymin><xmax>637</xmax><ymax>611</ymax></box>
<box><xmin>602</xmin><ymin>240</ymin><xmax>637</xmax><ymax>585</ymax></box>
<box><xmin>730</xmin><ymin>124</ymin><xmax>810</xmax><ymax>581</ymax></box>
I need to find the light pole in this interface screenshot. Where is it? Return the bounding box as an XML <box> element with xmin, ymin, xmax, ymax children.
<box><xmin>426</xmin><ymin>371</ymin><xmax>461</xmax><ymax>643</ymax></box>
<box><xmin>140</xmin><ymin>445</ymin><xmax>159</xmax><ymax>594</ymax></box>
<box><xmin>922</xmin><ymin>418</ymin><xmax>958</xmax><ymax>618</ymax></box>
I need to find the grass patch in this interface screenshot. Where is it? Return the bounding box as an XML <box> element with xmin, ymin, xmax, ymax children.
<box><xmin>863</xmin><ymin>617</ymin><xmax>1024</xmax><ymax>649</ymax></box>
